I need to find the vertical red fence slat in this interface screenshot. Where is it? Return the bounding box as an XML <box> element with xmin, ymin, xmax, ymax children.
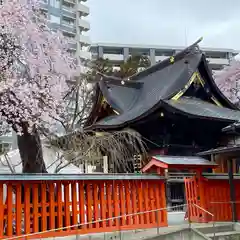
<box><xmin>24</xmin><ymin>183</ymin><xmax>31</xmax><ymax>235</ymax></box>
<box><xmin>56</xmin><ymin>182</ymin><xmax>63</xmax><ymax>231</ymax></box>
<box><xmin>132</xmin><ymin>181</ymin><xmax>138</xmax><ymax>225</ymax></box>
<box><xmin>86</xmin><ymin>182</ymin><xmax>93</xmax><ymax>229</ymax></box>
<box><xmin>137</xmin><ymin>180</ymin><xmax>144</xmax><ymax>225</ymax></box>
<box><xmin>119</xmin><ymin>181</ymin><xmax>126</xmax><ymax>227</ymax></box>
<box><xmin>113</xmin><ymin>181</ymin><xmax>120</xmax><ymax>228</ymax></box>
<box><xmin>149</xmin><ymin>182</ymin><xmax>155</xmax><ymax>224</ymax></box>
<box><xmin>106</xmin><ymin>181</ymin><xmax>113</xmax><ymax>228</ymax></box>
<box><xmin>78</xmin><ymin>181</ymin><xmax>86</xmax><ymax>230</ymax></box>
<box><xmin>93</xmin><ymin>182</ymin><xmax>99</xmax><ymax>229</ymax></box>
<box><xmin>7</xmin><ymin>183</ymin><xmax>13</xmax><ymax>237</ymax></box>
<box><xmin>71</xmin><ymin>182</ymin><xmax>78</xmax><ymax>230</ymax></box>
<box><xmin>32</xmin><ymin>183</ymin><xmax>39</xmax><ymax>234</ymax></box>
<box><xmin>49</xmin><ymin>182</ymin><xmax>55</xmax><ymax>231</ymax></box>
<box><xmin>15</xmin><ymin>183</ymin><xmax>22</xmax><ymax>236</ymax></box>
<box><xmin>41</xmin><ymin>182</ymin><xmax>47</xmax><ymax>232</ymax></box>
<box><xmin>160</xmin><ymin>181</ymin><xmax>167</xmax><ymax>224</ymax></box>
<box><xmin>64</xmin><ymin>183</ymin><xmax>70</xmax><ymax>232</ymax></box>
<box><xmin>154</xmin><ymin>180</ymin><xmax>162</xmax><ymax>226</ymax></box>
<box><xmin>143</xmin><ymin>181</ymin><xmax>150</xmax><ymax>225</ymax></box>
<box><xmin>100</xmin><ymin>181</ymin><xmax>106</xmax><ymax>229</ymax></box>
<box><xmin>125</xmin><ymin>181</ymin><xmax>132</xmax><ymax>225</ymax></box>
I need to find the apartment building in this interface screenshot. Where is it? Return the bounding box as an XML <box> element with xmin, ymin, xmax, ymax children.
<box><xmin>90</xmin><ymin>43</ymin><xmax>239</xmax><ymax>73</ymax></box>
<box><xmin>40</xmin><ymin>0</ymin><xmax>91</xmax><ymax>61</ymax></box>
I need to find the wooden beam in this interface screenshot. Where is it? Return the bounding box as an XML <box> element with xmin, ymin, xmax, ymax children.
<box><xmin>228</xmin><ymin>159</ymin><xmax>237</xmax><ymax>222</ymax></box>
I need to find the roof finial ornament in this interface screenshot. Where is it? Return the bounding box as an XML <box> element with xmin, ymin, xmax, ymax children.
<box><xmin>170</xmin><ymin>56</ymin><xmax>175</xmax><ymax>64</ymax></box>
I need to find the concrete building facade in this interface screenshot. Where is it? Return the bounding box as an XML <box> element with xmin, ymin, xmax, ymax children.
<box><xmin>90</xmin><ymin>43</ymin><xmax>239</xmax><ymax>73</ymax></box>
<box><xmin>40</xmin><ymin>0</ymin><xmax>91</xmax><ymax>61</ymax></box>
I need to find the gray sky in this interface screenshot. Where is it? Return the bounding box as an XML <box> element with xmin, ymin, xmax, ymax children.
<box><xmin>87</xmin><ymin>0</ymin><xmax>240</xmax><ymax>50</ymax></box>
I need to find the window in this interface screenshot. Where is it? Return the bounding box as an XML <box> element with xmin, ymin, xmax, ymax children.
<box><xmin>50</xmin><ymin>0</ymin><xmax>60</xmax><ymax>8</ymax></box>
<box><xmin>50</xmin><ymin>15</ymin><xmax>60</xmax><ymax>24</ymax></box>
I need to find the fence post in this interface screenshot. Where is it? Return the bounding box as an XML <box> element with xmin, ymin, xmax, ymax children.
<box><xmin>196</xmin><ymin>171</ymin><xmax>207</xmax><ymax>222</ymax></box>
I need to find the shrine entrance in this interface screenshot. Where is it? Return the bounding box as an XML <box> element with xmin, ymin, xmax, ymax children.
<box><xmin>142</xmin><ymin>155</ymin><xmax>217</xmax><ymax>213</ymax></box>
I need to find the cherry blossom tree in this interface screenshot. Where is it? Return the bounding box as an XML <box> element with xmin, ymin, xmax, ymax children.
<box><xmin>0</xmin><ymin>0</ymin><xmax>79</xmax><ymax>173</ymax></box>
<box><xmin>214</xmin><ymin>60</ymin><xmax>240</xmax><ymax>106</ymax></box>
<box><xmin>0</xmin><ymin>0</ymin><xmax>146</xmax><ymax>175</ymax></box>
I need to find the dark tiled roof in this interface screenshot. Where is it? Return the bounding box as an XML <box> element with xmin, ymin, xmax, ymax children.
<box><xmin>86</xmin><ymin>39</ymin><xmax>239</xmax><ymax>130</ymax></box>
<box><xmin>94</xmin><ymin>97</ymin><xmax>240</xmax><ymax>128</ymax></box>
<box><xmin>222</xmin><ymin>122</ymin><xmax>240</xmax><ymax>133</ymax></box>
<box><xmin>197</xmin><ymin>145</ymin><xmax>240</xmax><ymax>156</ymax></box>
<box><xmin>99</xmin><ymin>52</ymin><xmax>201</xmax><ymax>114</ymax></box>
<box><xmin>164</xmin><ymin>97</ymin><xmax>240</xmax><ymax>122</ymax></box>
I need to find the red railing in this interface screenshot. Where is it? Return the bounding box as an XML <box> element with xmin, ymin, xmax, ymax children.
<box><xmin>0</xmin><ymin>174</ymin><xmax>167</xmax><ymax>239</ymax></box>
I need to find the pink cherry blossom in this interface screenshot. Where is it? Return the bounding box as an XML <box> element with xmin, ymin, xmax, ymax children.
<box><xmin>0</xmin><ymin>0</ymin><xmax>80</xmax><ymax>133</ymax></box>
<box><xmin>214</xmin><ymin>60</ymin><xmax>240</xmax><ymax>104</ymax></box>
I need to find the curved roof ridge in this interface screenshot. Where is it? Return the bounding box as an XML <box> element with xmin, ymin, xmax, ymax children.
<box><xmin>130</xmin><ymin>37</ymin><xmax>203</xmax><ymax>81</ymax></box>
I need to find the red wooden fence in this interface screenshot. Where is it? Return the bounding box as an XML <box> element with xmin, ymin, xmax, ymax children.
<box><xmin>185</xmin><ymin>174</ymin><xmax>240</xmax><ymax>222</ymax></box>
<box><xmin>0</xmin><ymin>174</ymin><xmax>167</xmax><ymax>239</ymax></box>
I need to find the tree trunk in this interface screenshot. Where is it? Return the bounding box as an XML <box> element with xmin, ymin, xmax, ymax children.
<box><xmin>17</xmin><ymin>125</ymin><xmax>47</xmax><ymax>173</ymax></box>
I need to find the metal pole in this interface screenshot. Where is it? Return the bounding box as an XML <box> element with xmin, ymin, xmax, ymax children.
<box><xmin>212</xmin><ymin>221</ymin><xmax>216</xmax><ymax>240</ymax></box>
<box><xmin>156</xmin><ymin>210</ymin><xmax>160</xmax><ymax>235</ymax></box>
<box><xmin>119</xmin><ymin>215</ymin><xmax>123</xmax><ymax>240</ymax></box>
<box><xmin>228</xmin><ymin>159</ymin><xmax>237</xmax><ymax>222</ymax></box>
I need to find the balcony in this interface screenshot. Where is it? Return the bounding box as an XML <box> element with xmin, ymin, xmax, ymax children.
<box><xmin>155</xmin><ymin>56</ymin><xmax>169</xmax><ymax>62</ymax></box>
<box><xmin>63</xmin><ymin>0</ymin><xmax>75</xmax><ymax>4</ymax></box>
<box><xmin>61</xmin><ymin>24</ymin><xmax>76</xmax><ymax>35</ymax></box>
<box><xmin>68</xmin><ymin>41</ymin><xmax>77</xmax><ymax>51</ymax></box>
<box><xmin>62</xmin><ymin>7</ymin><xmax>76</xmax><ymax>19</ymax></box>
<box><xmin>77</xmin><ymin>3</ymin><xmax>90</xmax><ymax>16</ymax></box>
<box><xmin>39</xmin><ymin>2</ymin><xmax>48</xmax><ymax>11</ymax></box>
<box><xmin>79</xmin><ymin>50</ymin><xmax>91</xmax><ymax>60</ymax></box>
<box><xmin>79</xmin><ymin>35</ymin><xmax>91</xmax><ymax>46</ymax></box>
<box><xmin>207</xmin><ymin>57</ymin><xmax>229</xmax><ymax>65</ymax></box>
<box><xmin>103</xmin><ymin>54</ymin><xmax>124</xmax><ymax>61</ymax></box>
<box><xmin>78</xmin><ymin>19</ymin><xmax>90</xmax><ymax>31</ymax></box>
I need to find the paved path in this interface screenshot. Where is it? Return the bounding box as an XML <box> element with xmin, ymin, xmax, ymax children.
<box><xmin>43</xmin><ymin>212</ymin><xmax>188</xmax><ymax>240</ymax></box>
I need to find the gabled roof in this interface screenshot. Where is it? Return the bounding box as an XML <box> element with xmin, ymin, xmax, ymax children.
<box><xmin>86</xmin><ymin>38</ymin><xmax>240</xmax><ymax>130</ymax></box>
<box><xmin>142</xmin><ymin>155</ymin><xmax>217</xmax><ymax>173</ymax></box>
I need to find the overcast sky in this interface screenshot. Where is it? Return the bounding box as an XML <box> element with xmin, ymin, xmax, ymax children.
<box><xmin>87</xmin><ymin>0</ymin><xmax>240</xmax><ymax>50</ymax></box>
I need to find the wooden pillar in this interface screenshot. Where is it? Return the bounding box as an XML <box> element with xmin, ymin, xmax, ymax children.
<box><xmin>228</xmin><ymin>159</ymin><xmax>237</xmax><ymax>222</ymax></box>
<box><xmin>196</xmin><ymin>170</ymin><xmax>206</xmax><ymax>221</ymax></box>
